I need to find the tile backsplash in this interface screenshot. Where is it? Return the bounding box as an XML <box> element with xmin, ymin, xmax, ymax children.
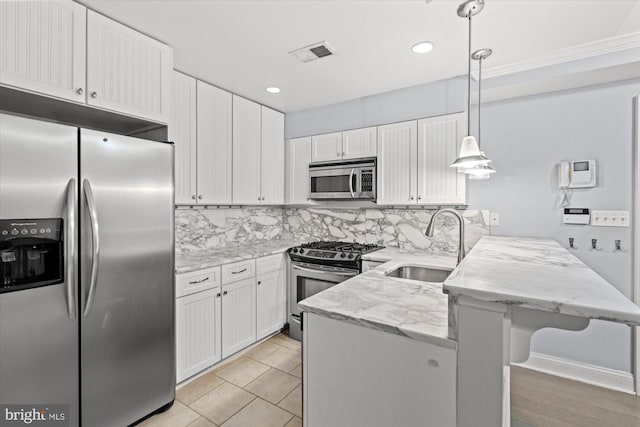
<box><xmin>176</xmin><ymin>207</ymin><xmax>490</xmax><ymax>256</ymax></box>
<box><xmin>281</xmin><ymin>208</ymin><xmax>490</xmax><ymax>254</ymax></box>
<box><xmin>175</xmin><ymin>208</ymin><xmax>283</xmax><ymax>253</ymax></box>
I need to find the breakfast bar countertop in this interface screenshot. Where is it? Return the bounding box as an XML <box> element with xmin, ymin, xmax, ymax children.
<box><xmin>443</xmin><ymin>236</ymin><xmax>640</xmax><ymax>326</ymax></box>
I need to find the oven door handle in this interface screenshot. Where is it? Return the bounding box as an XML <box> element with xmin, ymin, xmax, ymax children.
<box><xmin>292</xmin><ymin>264</ymin><xmax>358</xmax><ymax>278</ymax></box>
<box><xmin>349</xmin><ymin>168</ymin><xmax>355</xmax><ymax>198</ymax></box>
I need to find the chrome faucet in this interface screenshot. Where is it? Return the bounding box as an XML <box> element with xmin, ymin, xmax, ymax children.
<box><xmin>425</xmin><ymin>208</ymin><xmax>466</xmax><ymax>264</ymax></box>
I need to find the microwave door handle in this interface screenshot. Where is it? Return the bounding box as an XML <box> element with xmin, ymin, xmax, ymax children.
<box><xmin>65</xmin><ymin>178</ymin><xmax>77</xmax><ymax>321</ymax></box>
<box><xmin>349</xmin><ymin>168</ymin><xmax>355</xmax><ymax>198</ymax></box>
<box><xmin>83</xmin><ymin>179</ymin><xmax>100</xmax><ymax>317</ymax></box>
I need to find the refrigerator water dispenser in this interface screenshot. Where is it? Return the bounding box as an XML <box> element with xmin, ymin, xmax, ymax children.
<box><xmin>0</xmin><ymin>218</ymin><xmax>63</xmax><ymax>293</ymax></box>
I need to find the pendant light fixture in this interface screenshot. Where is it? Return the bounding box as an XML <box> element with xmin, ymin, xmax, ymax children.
<box><xmin>451</xmin><ymin>0</ymin><xmax>491</xmax><ymax>170</ymax></box>
<box><xmin>464</xmin><ymin>47</ymin><xmax>496</xmax><ymax>179</ymax></box>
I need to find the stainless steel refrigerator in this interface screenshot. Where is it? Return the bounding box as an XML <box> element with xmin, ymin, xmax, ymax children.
<box><xmin>0</xmin><ymin>113</ymin><xmax>175</xmax><ymax>426</ymax></box>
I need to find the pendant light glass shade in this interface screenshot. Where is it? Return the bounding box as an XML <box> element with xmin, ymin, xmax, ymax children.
<box><xmin>451</xmin><ymin>135</ymin><xmax>490</xmax><ymax>169</ymax></box>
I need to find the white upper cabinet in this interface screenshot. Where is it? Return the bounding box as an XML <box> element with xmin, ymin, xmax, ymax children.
<box><xmin>376</xmin><ymin>113</ymin><xmax>467</xmax><ymax>206</ymax></box>
<box><xmin>376</xmin><ymin>120</ymin><xmax>418</xmax><ymax>205</ymax></box>
<box><xmin>417</xmin><ymin>113</ymin><xmax>466</xmax><ymax>205</ymax></box>
<box><xmin>0</xmin><ymin>0</ymin><xmax>86</xmax><ymax>103</ymax></box>
<box><xmin>311</xmin><ymin>132</ymin><xmax>342</xmax><ymax>162</ymax></box>
<box><xmin>197</xmin><ymin>81</ymin><xmax>232</xmax><ymax>204</ymax></box>
<box><xmin>232</xmin><ymin>95</ymin><xmax>262</xmax><ymax>204</ymax></box>
<box><xmin>342</xmin><ymin>127</ymin><xmax>377</xmax><ymax>160</ymax></box>
<box><xmin>311</xmin><ymin>128</ymin><xmax>377</xmax><ymax>162</ymax></box>
<box><xmin>260</xmin><ymin>106</ymin><xmax>285</xmax><ymax>204</ymax></box>
<box><xmin>170</xmin><ymin>71</ymin><xmax>197</xmax><ymax>204</ymax></box>
<box><xmin>87</xmin><ymin>10</ymin><xmax>172</xmax><ymax>123</ymax></box>
<box><xmin>285</xmin><ymin>137</ymin><xmax>313</xmax><ymax>205</ymax></box>
<box><xmin>232</xmin><ymin>97</ymin><xmax>285</xmax><ymax>205</ymax></box>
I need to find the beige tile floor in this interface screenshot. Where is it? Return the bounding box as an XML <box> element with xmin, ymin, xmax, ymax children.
<box><xmin>140</xmin><ymin>333</ymin><xmax>302</xmax><ymax>427</ymax></box>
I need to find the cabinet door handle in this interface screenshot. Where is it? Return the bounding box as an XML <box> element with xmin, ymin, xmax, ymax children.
<box><xmin>189</xmin><ymin>277</ymin><xmax>209</xmax><ymax>285</ymax></box>
<box><xmin>76</xmin><ymin>88</ymin><xmax>84</xmax><ymax>95</ymax></box>
<box><xmin>198</xmin><ymin>195</ymin><xmax>203</xmax><ymax>199</ymax></box>
<box><xmin>418</xmin><ymin>195</ymin><xmax>422</xmax><ymax>200</ymax></box>
<box><xmin>257</xmin><ymin>281</ymin><xmax>261</xmax><ymax>285</ymax></box>
<box><xmin>192</xmin><ymin>195</ymin><xmax>196</xmax><ymax>200</ymax></box>
<box><xmin>342</xmin><ymin>152</ymin><xmax>345</xmax><ymax>156</ymax></box>
<box><xmin>231</xmin><ymin>268</ymin><xmax>247</xmax><ymax>275</ymax></box>
<box><xmin>223</xmin><ymin>290</ymin><xmax>228</xmax><ymax>296</ymax></box>
<box><xmin>216</xmin><ymin>293</ymin><xmax>221</xmax><ymax>298</ymax></box>
<box><xmin>410</xmin><ymin>196</ymin><xmax>415</xmax><ymax>200</ymax></box>
<box><xmin>336</xmin><ymin>152</ymin><xmax>340</xmax><ymax>157</ymax></box>
<box><xmin>90</xmin><ymin>91</ymin><xmax>98</xmax><ymax>98</ymax></box>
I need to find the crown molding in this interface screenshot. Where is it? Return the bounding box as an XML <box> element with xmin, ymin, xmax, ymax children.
<box><xmin>480</xmin><ymin>32</ymin><xmax>640</xmax><ymax>80</ymax></box>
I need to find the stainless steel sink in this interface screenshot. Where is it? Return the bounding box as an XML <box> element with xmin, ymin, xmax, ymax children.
<box><xmin>385</xmin><ymin>266</ymin><xmax>452</xmax><ymax>282</ymax></box>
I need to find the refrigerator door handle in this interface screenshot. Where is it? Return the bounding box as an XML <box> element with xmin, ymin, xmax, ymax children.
<box><xmin>66</xmin><ymin>178</ymin><xmax>77</xmax><ymax>320</ymax></box>
<box><xmin>83</xmin><ymin>179</ymin><xmax>100</xmax><ymax>317</ymax></box>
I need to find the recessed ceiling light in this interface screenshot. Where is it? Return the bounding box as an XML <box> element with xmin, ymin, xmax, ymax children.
<box><xmin>266</xmin><ymin>87</ymin><xmax>281</xmax><ymax>94</ymax></box>
<box><xmin>411</xmin><ymin>41</ymin><xmax>434</xmax><ymax>54</ymax></box>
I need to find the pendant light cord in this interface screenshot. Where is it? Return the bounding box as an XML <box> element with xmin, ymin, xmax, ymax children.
<box><xmin>478</xmin><ymin>55</ymin><xmax>482</xmax><ymax>149</ymax></box>
<box><xmin>467</xmin><ymin>14</ymin><xmax>472</xmax><ymax>136</ymax></box>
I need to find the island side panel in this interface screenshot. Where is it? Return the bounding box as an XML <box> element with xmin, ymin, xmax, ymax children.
<box><xmin>456</xmin><ymin>300</ymin><xmax>510</xmax><ymax>427</ymax></box>
<box><xmin>303</xmin><ymin>312</ymin><xmax>457</xmax><ymax>427</ymax></box>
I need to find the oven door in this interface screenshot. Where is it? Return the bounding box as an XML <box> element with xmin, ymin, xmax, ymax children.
<box><xmin>288</xmin><ymin>261</ymin><xmax>358</xmax><ymax>340</ymax></box>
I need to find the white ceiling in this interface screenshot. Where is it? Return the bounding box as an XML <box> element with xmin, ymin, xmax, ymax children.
<box><xmin>81</xmin><ymin>0</ymin><xmax>640</xmax><ymax>113</ymax></box>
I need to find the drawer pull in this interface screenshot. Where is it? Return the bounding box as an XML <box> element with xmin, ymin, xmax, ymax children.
<box><xmin>188</xmin><ymin>277</ymin><xmax>209</xmax><ymax>285</ymax></box>
<box><xmin>223</xmin><ymin>290</ymin><xmax>228</xmax><ymax>296</ymax></box>
<box><xmin>231</xmin><ymin>268</ymin><xmax>247</xmax><ymax>275</ymax></box>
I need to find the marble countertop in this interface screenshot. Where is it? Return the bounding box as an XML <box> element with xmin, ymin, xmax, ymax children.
<box><xmin>175</xmin><ymin>239</ymin><xmax>300</xmax><ymax>274</ymax></box>
<box><xmin>443</xmin><ymin>236</ymin><xmax>640</xmax><ymax>326</ymax></box>
<box><xmin>298</xmin><ymin>255</ymin><xmax>458</xmax><ymax>348</ymax></box>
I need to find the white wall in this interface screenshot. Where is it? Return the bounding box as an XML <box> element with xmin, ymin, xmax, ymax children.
<box><xmin>285</xmin><ymin>77</ymin><xmax>466</xmax><ymax>139</ymax></box>
<box><xmin>471</xmin><ymin>80</ymin><xmax>640</xmax><ymax>372</ymax></box>
<box><xmin>285</xmin><ymin>70</ymin><xmax>640</xmax><ymax>373</ymax></box>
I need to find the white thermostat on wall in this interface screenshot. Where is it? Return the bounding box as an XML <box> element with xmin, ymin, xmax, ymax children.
<box><xmin>559</xmin><ymin>160</ymin><xmax>597</xmax><ymax>189</ymax></box>
<box><xmin>563</xmin><ymin>208</ymin><xmax>590</xmax><ymax>225</ymax></box>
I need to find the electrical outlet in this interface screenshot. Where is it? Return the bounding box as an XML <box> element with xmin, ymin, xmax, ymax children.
<box><xmin>490</xmin><ymin>212</ymin><xmax>500</xmax><ymax>226</ymax></box>
<box><xmin>590</xmin><ymin>210</ymin><xmax>630</xmax><ymax>227</ymax></box>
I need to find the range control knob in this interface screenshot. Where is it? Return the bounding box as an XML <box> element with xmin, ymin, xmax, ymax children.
<box><xmin>292</xmin><ymin>248</ymin><xmax>298</xmax><ymax>253</ymax></box>
<box><xmin>299</xmin><ymin>249</ymin><xmax>305</xmax><ymax>254</ymax></box>
<box><xmin>340</xmin><ymin>252</ymin><xmax>346</xmax><ymax>258</ymax></box>
<box><xmin>348</xmin><ymin>253</ymin><xmax>354</xmax><ymax>259</ymax></box>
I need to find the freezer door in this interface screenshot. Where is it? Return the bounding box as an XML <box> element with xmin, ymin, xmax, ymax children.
<box><xmin>0</xmin><ymin>114</ymin><xmax>79</xmax><ymax>426</ymax></box>
<box><xmin>79</xmin><ymin>129</ymin><xmax>175</xmax><ymax>426</ymax></box>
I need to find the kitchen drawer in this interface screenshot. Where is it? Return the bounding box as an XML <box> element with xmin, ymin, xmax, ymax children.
<box><xmin>176</xmin><ymin>267</ymin><xmax>221</xmax><ymax>298</ymax></box>
<box><xmin>222</xmin><ymin>259</ymin><xmax>255</xmax><ymax>284</ymax></box>
<box><xmin>256</xmin><ymin>253</ymin><xmax>285</xmax><ymax>274</ymax></box>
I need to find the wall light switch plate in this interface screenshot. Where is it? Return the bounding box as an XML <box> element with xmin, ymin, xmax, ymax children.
<box><xmin>590</xmin><ymin>210</ymin><xmax>630</xmax><ymax>227</ymax></box>
<box><xmin>490</xmin><ymin>212</ymin><xmax>500</xmax><ymax>226</ymax></box>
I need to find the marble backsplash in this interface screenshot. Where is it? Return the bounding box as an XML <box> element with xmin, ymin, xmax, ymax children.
<box><xmin>176</xmin><ymin>206</ymin><xmax>491</xmax><ymax>256</ymax></box>
<box><xmin>281</xmin><ymin>208</ymin><xmax>490</xmax><ymax>254</ymax></box>
<box><xmin>175</xmin><ymin>208</ymin><xmax>283</xmax><ymax>253</ymax></box>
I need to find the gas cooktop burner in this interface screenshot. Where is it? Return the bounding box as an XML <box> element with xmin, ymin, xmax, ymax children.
<box><xmin>288</xmin><ymin>241</ymin><xmax>384</xmax><ymax>267</ymax></box>
<box><xmin>299</xmin><ymin>241</ymin><xmax>382</xmax><ymax>253</ymax></box>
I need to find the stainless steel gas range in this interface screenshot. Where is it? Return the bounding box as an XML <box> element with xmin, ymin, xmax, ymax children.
<box><xmin>287</xmin><ymin>241</ymin><xmax>384</xmax><ymax>340</ymax></box>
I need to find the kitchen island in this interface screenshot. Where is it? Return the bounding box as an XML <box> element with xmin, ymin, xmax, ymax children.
<box><xmin>299</xmin><ymin>236</ymin><xmax>640</xmax><ymax>427</ymax></box>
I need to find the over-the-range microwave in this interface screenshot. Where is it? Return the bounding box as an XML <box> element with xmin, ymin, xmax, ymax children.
<box><xmin>309</xmin><ymin>157</ymin><xmax>376</xmax><ymax>200</ymax></box>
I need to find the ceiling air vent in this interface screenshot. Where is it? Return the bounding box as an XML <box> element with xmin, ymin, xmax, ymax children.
<box><xmin>289</xmin><ymin>41</ymin><xmax>334</xmax><ymax>63</ymax></box>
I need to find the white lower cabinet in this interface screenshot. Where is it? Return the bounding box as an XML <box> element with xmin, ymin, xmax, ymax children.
<box><xmin>176</xmin><ymin>254</ymin><xmax>286</xmax><ymax>382</ymax></box>
<box><xmin>221</xmin><ymin>277</ymin><xmax>257</xmax><ymax>358</ymax></box>
<box><xmin>176</xmin><ymin>287</ymin><xmax>222</xmax><ymax>383</ymax></box>
<box><xmin>256</xmin><ymin>254</ymin><xmax>286</xmax><ymax>340</ymax></box>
